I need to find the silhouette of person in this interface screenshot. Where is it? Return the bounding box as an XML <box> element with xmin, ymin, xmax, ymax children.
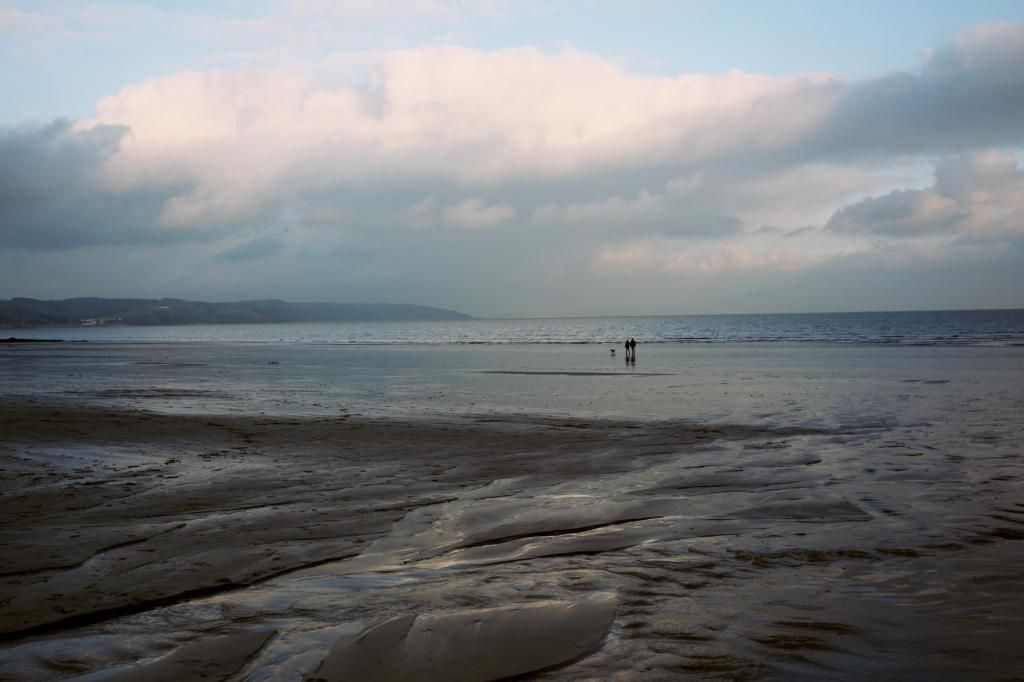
<box><xmin>624</xmin><ymin>339</ymin><xmax>631</xmax><ymax>360</ymax></box>
<box><xmin>629</xmin><ymin>338</ymin><xmax>637</xmax><ymax>361</ymax></box>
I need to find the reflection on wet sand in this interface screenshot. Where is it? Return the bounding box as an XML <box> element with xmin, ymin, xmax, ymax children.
<box><xmin>1</xmin><ymin>342</ymin><xmax>1022</xmax><ymax>680</ymax></box>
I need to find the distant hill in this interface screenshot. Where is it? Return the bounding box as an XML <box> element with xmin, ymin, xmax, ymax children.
<box><xmin>0</xmin><ymin>298</ymin><xmax>472</xmax><ymax>328</ymax></box>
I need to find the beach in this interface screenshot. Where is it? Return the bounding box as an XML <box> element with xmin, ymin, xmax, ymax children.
<box><xmin>6</xmin><ymin>0</ymin><xmax>1024</xmax><ymax>676</ymax></box>
<box><xmin>1</xmin><ymin>340</ymin><xmax>1023</xmax><ymax>680</ymax></box>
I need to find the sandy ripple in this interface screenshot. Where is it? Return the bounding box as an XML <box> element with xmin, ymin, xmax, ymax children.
<box><xmin>1</xmin><ymin>397</ymin><xmax>1023</xmax><ymax>680</ymax></box>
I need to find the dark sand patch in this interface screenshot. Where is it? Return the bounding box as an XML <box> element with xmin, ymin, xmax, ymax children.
<box><xmin>104</xmin><ymin>628</ymin><xmax>275</xmax><ymax>682</ymax></box>
<box><xmin>729</xmin><ymin>494</ymin><xmax>872</xmax><ymax>522</ymax></box>
<box><xmin>309</xmin><ymin>595</ymin><xmax>617</xmax><ymax>682</ymax></box>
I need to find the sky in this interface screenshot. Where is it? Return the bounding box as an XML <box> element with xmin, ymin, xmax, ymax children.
<box><xmin>2</xmin><ymin>1</ymin><xmax>1024</xmax><ymax>317</ymax></box>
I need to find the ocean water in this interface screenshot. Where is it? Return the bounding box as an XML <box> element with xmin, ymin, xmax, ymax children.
<box><xmin>6</xmin><ymin>308</ymin><xmax>1024</xmax><ymax>345</ymax></box>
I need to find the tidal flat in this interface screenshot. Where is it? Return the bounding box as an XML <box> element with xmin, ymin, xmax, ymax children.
<box><xmin>1</xmin><ymin>341</ymin><xmax>1022</xmax><ymax>680</ymax></box>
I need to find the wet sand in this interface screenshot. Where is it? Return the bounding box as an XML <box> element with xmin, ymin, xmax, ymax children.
<box><xmin>1</xmin><ymin>342</ymin><xmax>1023</xmax><ymax>680</ymax></box>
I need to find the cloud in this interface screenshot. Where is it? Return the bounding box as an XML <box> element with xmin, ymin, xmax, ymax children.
<box><xmin>595</xmin><ymin>240</ymin><xmax>827</xmax><ymax>275</ymax></box>
<box><xmin>531</xmin><ymin>187</ymin><xmax>742</xmax><ymax>238</ymax></box>
<box><xmin>54</xmin><ymin>22</ymin><xmax>1022</xmax><ymax>244</ymax></box>
<box><xmin>403</xmin><ymin>198</ymin><xmax>439</xmax><ymax>229</ymax></box>
<box><xmin>934</xmin><ymin>149</ymin><xmax>1023</xmax><ymax>202</ymax></box>
<box><xmin>728</xmin><ymin>164</ymin><xmax>901</xmax><ymax>228</ymax></box>
<box><xmin>526</xmin><ymin>163</ymin><xmax>888</xmax><ymax>240</ymax></box>
<box><xmin>0</xmin><ymin>119</ymin><xmax>122</xmax><ymax>206</ymax></box>
<box><xmin>807</xmin><ymin>22</ymin><xmax>1024</xmax><ymax>158</ymax></box>
<box><xmin>70</xmin><ymin>48</ymin><xmax>839</xmax><ymax>231</ymax></box>
<box><xmin>214</xmin><ymin>236</ymin><xmax>286</xmax><ymax>261</ymax></box>
<box><xmin>535</xmin><ymin>191</ymin><xmax>666</xmax><ymax>226</ymax></box>
<box><xmin>398</xmin><ymin>197</ymin><xmax>516</xmax><ymax>230</ymax></box>
<box><xmin>827</xmin><ymin>151</ymin><xmax>1024</xmax><ymax>237</ymax></box>
<box><xmin>0</xmin><ymin>120</ymin><xmax>201</xmax><ymax>249</ymax></box>
<box><xmin>827</xmin><ymin>190</ymin><xmax>965</xmax><ymax>237</ymax></box>
<box><xmin>2</xmin><ymin>21</ymin><xmax>1024</xmax><ymax>315</ymax></box>
<box><xmin>441</xmin><ymin>198</ymin><xmax>514</xmax><ymax>229</ymax></box>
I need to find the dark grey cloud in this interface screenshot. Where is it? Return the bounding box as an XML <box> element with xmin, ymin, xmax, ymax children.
<box><xmin>826</xmin><ymin>189</ymin><xmax>965</xmax><ymax>236</ymax></box>
<box><xmin>0</xmin><ymin>119</ymin><xmax>123</xmax><ymax>207</ymax></box>
<box><xmin>807</xmin><ymin>23</ymin><xmax>1024</xmax><ymax>159</ymax></box>
<box><xmin>0</xmin><ymin>120</ymin><xmax>209</xmax><ymax>249</ymax></box>
<box><xmin>827</xmin><ymin>150</ymin><xmax>1024</xmax><ymax>237</ymax></box>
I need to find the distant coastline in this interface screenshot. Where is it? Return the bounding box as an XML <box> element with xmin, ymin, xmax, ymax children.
<box><xmin>0</xmin><ymin>297</ymin><xmax>472</xmax><ymax>328</ymax></box>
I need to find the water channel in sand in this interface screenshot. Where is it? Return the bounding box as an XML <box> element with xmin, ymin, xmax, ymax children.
<box><xmin>0</xmin><ymin>341</ymin><xmax>1022</xmax><ymax>680</ymax></box>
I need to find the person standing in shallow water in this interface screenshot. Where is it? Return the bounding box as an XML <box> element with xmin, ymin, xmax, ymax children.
<box><xmin>624</xmin><ymin>339</ymin><xmax>631</xmax><ymax>361</ymax></box>
<box><xmin>629</xmin><ymin>338</ymin><xmax>637</xmax><ymax>361</ymax></box>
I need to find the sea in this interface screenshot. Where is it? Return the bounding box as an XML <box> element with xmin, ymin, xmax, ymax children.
<box><xmin>5</xmin><ymin>308</ymin><xmax>1024</xmax><ymax>345</ymax></box>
